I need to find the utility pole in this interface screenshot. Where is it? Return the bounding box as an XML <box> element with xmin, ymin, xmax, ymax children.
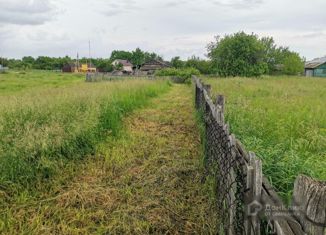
<box><xmin>88</xmin><ymin>40</ymin><xmax>91</xmax><ymax>67</ymax></box>
<box><xmin>76</xmin><ymin>52</ymin><xmax>80</xmax><ymax>72</ymax></box>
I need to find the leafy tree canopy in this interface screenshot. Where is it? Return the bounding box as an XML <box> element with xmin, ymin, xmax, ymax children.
<box><xmin>109</xmin><ymin>48</ymin><xmax>163</xmax><ymax>67</ymax></box>
<box><xmin>207</xmin><ymin>32</ymin><xmax>268</xmax><ymax>77</ymax></box>
<box><xmin>207</xmin><ymin>32</ymin><xmax>304</xmax><ymax>77</ymax></box>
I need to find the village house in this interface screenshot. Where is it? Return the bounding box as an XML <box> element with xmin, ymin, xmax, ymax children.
<box><xmin>62</xmin><ymin>63</ymin><xmax>96</xmax><ymax>73</ymax></box>
<box><xmin>112</xmin><ymin>59</ymin><xmax>133</xmax><ymax>74</ymax></box>
<box><xmin>79</xmin><ymin>63</ymin><xmax>97</xmax><ymax>73</ymax></box>
<box><xmin>140</xmin><ymin>59</ymin><xmax>171</xmax><ymax>74</ymax></box>
<box><xmin>62</xmin><ymin>63</ymin><xmax>78</xmax><ymax>73</ymax></box>
<box><xmin>305</xmin><ymin>57</ymin><xmax>326</xmax><ymax>77</ymax></box>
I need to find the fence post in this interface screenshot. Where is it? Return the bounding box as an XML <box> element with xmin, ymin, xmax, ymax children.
<box><xmin>245</xmin><ymin>152</ymin><xmax>262</xmax><ymax>235</ymax></box>
<box><xmin>86</xmin><ymin>73</ymin><xmax>90</xmax><ymax>82</ymax></box>
<box><xmin>245</xmin><ymin>163</ymin><xmax>254</xmax><ymax>235</ymax></box>
<box><xmin>228</xmin><ymin>134</ymin><xmax>237</xmax><ymax>235</ymax></box>
<box><xmin>216</xmin><ymin>95</ymin><xmax>225</xmax><ymax>113</ymax></box>
<box><xmin>292</xmin><ymin>175</ymin><xmax>326</xmax><ymax>235</ymax></box>
<box><xmin>204</xmin><ymin>84</ymin><xmax>211</xmax><ymax>95</ymax></box>
<box><xmin>216</xmin><ymin>95</ymin><xmax>225</xmax><ymax>124</ymax></box>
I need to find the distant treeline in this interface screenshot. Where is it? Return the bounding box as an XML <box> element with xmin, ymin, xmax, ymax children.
<box><xmin>0</xmin><ymin>32</ymin><xmax>305</xmax><ymax>76</ymax></box>
<box><xmin>0</xmin><ymin>51</ymin><xmax>214</xmax><ymax>74</ymax></box>
<box><xmin>0</xmin><ymin>48</ymin><xmax>163</xmax><ymax>72</ymax></box>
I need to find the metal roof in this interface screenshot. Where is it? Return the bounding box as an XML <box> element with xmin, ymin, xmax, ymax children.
<box><xmin>141</xmin><ymin>59</ymin><xmax>170</xmax><ymax>67</ymax></box>
<box><xmin>305</xmin><ymin>56</ymin><xmax>326</xmax><ymax>69</ymax></box>
<box><xmin>113</xmin><ymin>59</ymin><xmax>133</xmax><ymax>66</ymax></box>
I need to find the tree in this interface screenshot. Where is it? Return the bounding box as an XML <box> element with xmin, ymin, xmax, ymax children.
<box><xmin>21</xmin><ymin>56</ymin><xmax>35</xmax><ymax>70</ymax></box>
<box><xmin>110</xmin><ymin>49</ymin><xmax>163</xmax><ymax>67</ymax></box>
<box><xmin>110</xmin><ymin>50</ymin><xmax>133</xmax><ymax>62</ymax></box>
<box><xmin>52</xmin><ymin>56</ymin><xmax>72</xmax><ymax>70</ymax></box>
<box><xmin>185</xmin><ymin>56</ymin><xmax>213</xmax><ymax>74</ymax></box>
<box><xmin>171</xmin><ymin>56</ymin><xmax>184</xmax><ymax>68</ymax></box>
<box><xmin>7</xmin><ymin>59</ymin><xmax>24</xmax><ymax>69</ymax></box>
<box><xmin>22</xmin><ymin>56</ymin><xmax>35</xmax><ymax>65</ymax></box>
<box><xmin>34</xmin><ymin>56</ymin><xmax>56</xmax><ymax>70</ymax></box>
<box><xmin>144</xmin><ymin>52</ymin><xmax>163</xmax><ymax>63</ymax></box>
<box><xmin>131</xmin><ymin>48</ymin><xmax>145</xmax><ymax>67</ymax></box>
<box><xmin>260</xmin><ymin>37</ymin><xmax>278</xmax><ymax>73</ymax></box>
<box><xmin>94</xmin><ymin>59</ymin><xmax>113</xmax><ymax>72</ymax></box>
<box><xmin>114</xmin><ymin>62</ymin><xmax>123</xmax><ymax>71</ymax></box>
<box><xmin>283</xmin><ymin>52</ymin><xmax>304</xmax><ymax>75</ymax></box>
<box><xmin>0</xmin><ymin>57</ymin><xmax>9</xmax><ymax>67</ymax></box>
<box><xmin>208</xmin><ymin>32</ymin><xmax>268</xmax><ymax>77</ymax></box>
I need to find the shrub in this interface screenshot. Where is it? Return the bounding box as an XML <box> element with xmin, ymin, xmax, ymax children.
<box><xmin>156</xmin><ymin>68</ymin><xmax>200</xmax><ymax>83</ymax></box>
<box><xmin>208</xmin><ymin>32</ymin><xmax>268</xmax><ymax>77</ymax></box>
<box><xmin>283</xmin><ymin>52</ymin><xmax>304</xmax><ymax>75</ymax></box>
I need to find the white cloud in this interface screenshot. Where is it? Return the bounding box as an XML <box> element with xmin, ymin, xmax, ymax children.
<box><xmin>209</xmin><ymin>0</ymin><xmax>263</xmax><ymax>9</ymax></box>
<box><xmin>0</xmin><ymin>0</ymin><xmax>56</xmax><ymax>25</ymax></box>
<box><xmin>100</xmin><ymin>0</ymin><xmax>140</xmax><ymax>17</ymax></box>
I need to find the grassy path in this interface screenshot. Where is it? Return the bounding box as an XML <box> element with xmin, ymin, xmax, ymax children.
<box><xmin>1</xmin><ymin>84</ymin><xmax>217</xmax><ymax>234</ymax></box>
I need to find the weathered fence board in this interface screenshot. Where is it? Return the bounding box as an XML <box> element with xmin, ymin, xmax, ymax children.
<box><xmin>293</xmin><ymin>175</ymin><xmax>326</xmax><ymax>235</ymax></box>
<box><xmin>193</xmin><ymin>75</ymin><xmax>326</xmax><ymax>235</ymax></box>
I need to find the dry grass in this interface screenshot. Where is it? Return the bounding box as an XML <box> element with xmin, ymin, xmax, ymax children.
<box><xmin>0</xmin><ymin>85</ymin><xmax>218</xmax><ymax>234</ymax></box>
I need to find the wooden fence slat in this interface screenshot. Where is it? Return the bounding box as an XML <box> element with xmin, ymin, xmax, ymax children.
<box><xmin>248</xmin><ymin>152</ymin><xmax>263</xmax><ymax>235</ymax></box>
<box><xmin>293</xmin><ymin>175</ymin><xmax>326</xmax><ymax>235</ymax></box>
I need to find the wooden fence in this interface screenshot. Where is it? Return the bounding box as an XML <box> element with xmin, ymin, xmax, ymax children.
<box><xmin>194</xmin><ymin>76</ymin><xmax>326</xmax><ymax>235</ymax></box>
<box><xmin>85</xmin><ymin>73</ymin><xmax>153</xmax><ymax>82</ymax></box>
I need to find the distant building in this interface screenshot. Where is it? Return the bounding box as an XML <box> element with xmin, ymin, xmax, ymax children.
<box><xmin>79</xmin><ymin>63</ymin><xmax>97</xmax><ymax>73</ymax></box>
<box><xmin>62</xmin><ymin>63</ymin><xmax>78</xmax><ymax>73</ymax></box>
<box><xmin>0</xmin><ymin>64</ymin><xmax>9</xmax><ymax>73</ymax></box>
<box><xmin>140</xmin><ymin>59</ymin><xmax>171</xmax><ymax>74</ymax></box>
<box><xmin>112</xmin><ymin>59</ymin><xmax>133</xmax><ymax>73</ymax></box>
<box><xmin>62</xmin><ymin>63</ymin><xmax>96</xmax><ymax>73</ymax></box>
<box><xmin>305</xmin><ymin>57</ymin><xmax>326</xmax><ymax>77</ymax></box>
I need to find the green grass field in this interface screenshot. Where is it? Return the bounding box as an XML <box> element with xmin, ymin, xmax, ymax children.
<box><xmin>204</xmin><ymin>76</ymin><xmax>326</xmax><ymax>201</ymax></box>
<box><xmin>0</xmin><ymin>72</ymin><xmax>171</xmax><ymax>192</ymax></box>
<box><xmin>0</xmin><ymin>71</ymin><xmax>218</xmax><ymax>234</ymax></box>
<box><xmin>0</xmin><ymin>70</ymin><xmax>84</xmax><ymax>95</ymax></box>
<box><xmin>1</xmin><ymin>71</ymin><xmax>325</xmax><ymax>232</ymax></box>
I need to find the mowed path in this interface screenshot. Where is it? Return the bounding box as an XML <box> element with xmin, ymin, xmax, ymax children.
<box><xmin>5</xmin><ymin>85</ymin><xmax>218</xmax><ymax>234</ymax></box>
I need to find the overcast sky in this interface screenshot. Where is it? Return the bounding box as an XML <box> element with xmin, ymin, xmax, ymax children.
<box><xmin>0</xmin><ymin>0</ymin><xmax>325</xmax><ymax>60</ymax></box>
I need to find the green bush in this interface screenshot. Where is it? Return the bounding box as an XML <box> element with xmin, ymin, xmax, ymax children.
<box><xmin>207</xmin><ymin>32</ymin><xmax>305</xmax><ymax>77</ymax></box>
<box><xmin>208</xmin><ymin>32</ymin><xmax>268</xmax><ymax>77</ymax></box>
<box><xmin>156</xmin><ymin>68</ymin><xmax>200</xmax><ymax>83</ymax></box>
<box><xmin>283</xmin><ymin>52</ymin><xmax>304</xmax><ymax>75</ymax></box>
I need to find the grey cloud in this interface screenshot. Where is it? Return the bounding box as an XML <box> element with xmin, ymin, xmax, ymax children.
<box><xmin>100</xmin><ymin>0</ymin><xmax>140</xmax><ymax>17</ymax></box>
<box><xmin>163</xmin><ymin>0</ymin><xmax>191</xmax><ymax>8</ymax></box>
<box><xmin>295</xmin><ymin>31</ymin><xmax>326</xmax><ymax>39</ymax></box>
<box><xmin>0</xmin><ymin>0</ymin><xmax>56</xmax><ymax>25</ymax></box>
<box><xmin>210</xmin><ymin>0</ymin><xmax>263</xmax><ymax>9</ymax></box>
<box><xmin>27</xmin><ymin>30</ymin><xmax>69</xmax><ymax>42</ymax></box>
<box><xmin>103</xmin><ymin>9</ymin><xmax>125</xmax><ymax>17</ymax></box>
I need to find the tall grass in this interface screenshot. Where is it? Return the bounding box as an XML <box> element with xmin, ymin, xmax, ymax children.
<box><xmin>0</xmin><ymin>70</ymin><xmax>83</xmax><ymax>95</ymax></box>
<box><xmin>204</xmin><ymin>76</ymin><xmax>326</xmax><ymax>202</ymax></box>
<box><xmin>0</xmin><ymin>79</ymin><xmax>170</xmax><ymax>191</ymax></box>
